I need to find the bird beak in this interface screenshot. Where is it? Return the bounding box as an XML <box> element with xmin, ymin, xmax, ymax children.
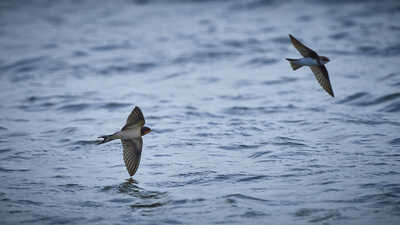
<box><xmin>141</xmin><ymin>127</ymin><xmax>152</xmax><ymax>136</ymax></box>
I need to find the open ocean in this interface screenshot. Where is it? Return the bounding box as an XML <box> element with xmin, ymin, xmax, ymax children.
<box><xmin>1</xmin><ymin>0</ymin><xmax>400</xmax><ymax>224</ymax></box>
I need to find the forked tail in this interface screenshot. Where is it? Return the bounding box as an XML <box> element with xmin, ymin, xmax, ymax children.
<box><xmin>286</xmin><ymin>58</ymin><xmax>303</xmax><ymax>70</ymax></box>
<box><xmin>98</xmin><ymin>132</ymin><xmax>120</xmax><ymax>145</ymax></box>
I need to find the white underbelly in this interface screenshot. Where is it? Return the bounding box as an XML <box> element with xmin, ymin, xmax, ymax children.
<box><xmin>298</xmin><ymin>57</ymin><xmax>320</xmax><ymax>66</ymax></box>
<box><xmin>120</xmin><ymin>129</ymin><xmax>141</xmax><ymax>139</ymax></box>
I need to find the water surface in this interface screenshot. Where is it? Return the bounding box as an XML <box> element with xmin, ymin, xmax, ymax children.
<box><xmin>1</xmin><ymin>0</ymin><xmax>400</xmax><ymax>224</ymax></box>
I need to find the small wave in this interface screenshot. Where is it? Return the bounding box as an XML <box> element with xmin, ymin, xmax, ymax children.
<box><xmin>219</xmin><ymin>94</ymin><xmax>259</xmax><ymax>101</ymax></box>
<box><xmin>272</xmin><ymin>141</ymin><xmax>307</xmax><ymax>147</ymax></box>
<box><xmin>337</xmin><ymin>92</ymin><xmax>370</xmax><ymax>104</ymax></box>
<box><xmin>57</xmin><ymin>103</ymin><xmax>90</xmax><ymax>112</ymax></box>
<box><xmin>0</xmin><ymin>148</ymin><xmax>12</xmax><ymax>153</ymax></box>
<box><xmin>262</xmin><ymin>76</ymin><xmax>298</xmax><ymax>85</ymax></box>
<box><xmin>152</xmin><ymin>128</ymin><xmax>174</xmax><ymax>134</ymax></box>
<box><xmin>24</xmin><ymin>94</ymin><xmax>79</xmax><ymax>103</ymax></box>
<box><xmin>78</xmin><ymin>201</ymin><xmax>103</xmax><ymax>208</ymax></box>
<box><xmin>98</xmin><ymin>102</ymin><xmax>131</xmax><ymax>110</ymax></box>
<box><xmin>73</xmin><ymin>140</ymin><xmax>98</xmax><ymax>145</ymax></box>
<box><xmin>389</xmin><ymin>138</ymin><xmax>400</xmax><ymax>146</ymax></box>
<box><xmin>72</xmin><ymin>50</ymin><xmax>88</xmax><ymax>57</ymax></box>
<box><xmin>272</xmin><ymin>136</ymin><xmax>307</xmax><ymax>147</ymax></box>
<box><xmin>0</xmin><ymin>56</ymin><xmax>47</xmax><ymax>72</ymax></box>
<box><xmin>15</xmin><ymin>199</ymin><xmax>43</xmax><ymax>206</ymax></box>
<box><xmin>367</xmin><ymin>93</ymin><xmax>400</xmax><ymax>106</ymax></box>
<box><xmin>270</xmin><ymin>36</ymin><xmax>290</xmax><ymax>45</ymax></box>
<box><xmin>222</xmin><ymin>193</ymin><xmax>269</xmax><ymax>203</ymax></box>
<box><xmin>248</xmin><ymin>151</ymin><xmax>271</xmax><ymax>159</ymax></box>
<box><xmin>357</xmin><ymin>44</ymin><xmax>400</xmax><ymax>57</ymax></box>
<box><xmin>90</xmin><ymin>43</ymin><xmax>131</xmax><ymax>52</ymax></box>
<box><xmin>237</xmin><ymin>175</ymin><xmax>269</xmax><ymax>182</ymax></box>
<box><xmin>297</xmin><ymin>15</ymin><xmax>312</xmax><ymax>22</ymax></box>
<box><xmin>338</xmin><ymin>92</ymin><xmax>400</xmax><ymax>110</ymax></box>
<box><xmin>108</xmin><ymin>198</ymin><xmax>133</xmax><ymax>203</ymax></box>
<box><xmin>380</xmin><ymin>101</ymin><xmax>400</xmax><ymax>113</ymax></box>
<box><xmin>197</xmin><ymin>76</ymin><xmax>220</xmax><ymax>84</ymax></box>
<box><xmin>222</xmin><ymin>38</ymin><xmax>261</xmax><ymax>49</ymax></box>
<box><xmin>279</xmin><ymin>119</ymin><xmax>308</xmax><ymax>124</ymax></box>
<box><xmin>304</xmin><ymin>209</ymin><xmax>342</xmax><ymax>223</ymax></box>
<box><xmin>213</xmin><ymin>173</ymin><xmax>246</xmax><ymax>182</ymax></box>
<box><xmin>163</xmin><ymin>72</ymin><xmax>186</xmax><ymax>80</ymax></box>
<box><xmin>98</xmin><ymin>62</ymin><xmax>157</xmax><ymax>75</ymax></box>
<box><xmin>380</xmin><ymin>73</ymin><xmax>400</xmax><ymax>86</ymax></box>
<box><xmin>60</xmin><ymin>127</ymin><xmax>78</xmax><ymax>134</ymax></box>
<box><xmin>328</xmin><ymin>192</ymin><xmax>399</xmax><ymax>210</ymax></box>
<box><xmin>223</xmin><ymin>105</ymin><xmax>297</xmax><ymax>115</ymax></box>
<box><xmin>130</xmin><ymin>202</ymin><xmax>164</xmax><ymax>209</ymax></box>
<box><xmin>219</xmin><ymin>144</ymin><xmax>260</xmax><ymax>151</ymax></box>
<box><xmin>117</xmin><ymin>180</ymin><xmax>168</xmax><ymax>200</ymax></box>
<box><xmin>0</xmin><ymin>167</ymin><xmax>29</xmax><ymax>172</ymax></box>
<box><xmin>50</xmin><ymin>175</ymin><xmax>70</xmax><ymax>179</ymax></box>
<box><xmin>18</xmin><ymin>102</ymin><xmax>56</xmax><ymax>112</ymax></box>
<box><xmin>7</xmin><ymin>132</ymin><xmax>30</xmax><ymax>137</ymax></box>
<box><xmin>230</xmin><ymin>0</ymin><xmax>278</xmax><ymax>10</ymax></box>
<box><xmin>53</xmin><ymin>167</ymin><xmax>67</xmax><ymax>171</ymax></box>
<box><xmin>233</xmin><ymin>79</ymin><xmax>254</xmax><ymax>88</ymax></box>
<box><xmin>173</xmin><ymin>50</ymin><xmax>241</xmax><ymax>64</ymax></box>
<box><xmin>243</xmin><ymin>57</ymin><xmax>278</xmax><ymax>67</ymax></box>
<box><xmin>57</xmin><ymin>183</ymin><xmax>86</xmax><ymax>191</ymax></box>
<box><xmin>329</xmin><ymin>31</ymin><xmax>350</xmax><ymax>40</ymax></box>
<box><xmin>185</xmin><ymin>110</ymin><xmax>222</xmax><ymax>118</ymax></box>
<box><xmin>172</xmin><ymin>171</ymin><xmax>216</xmax><ymax>178</ymax></box>
<box><xmin>240</xmin><ymin>210</ymin><xmax>269</xmax><ymax>218</ymax></box>
<box><xmin>294</xmin><ymin>208</ymin><xmax>324</xmax><ymax>217</ymax></box>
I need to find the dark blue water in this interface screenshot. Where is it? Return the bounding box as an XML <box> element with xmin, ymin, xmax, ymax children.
<box><xmin>1</xmin><ymin>0</ymin><xmax>400</xmax><ymax>224</ymax></box>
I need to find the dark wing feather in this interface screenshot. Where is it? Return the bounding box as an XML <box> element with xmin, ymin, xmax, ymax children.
<box><xmin>310</xmin><ymin>65</ymin><xmax>335</xmax><ymax>97</ymax></box>
<box><xmin>121</xmin><ymin>138</ymin><xmax>143</xmax><ymax>177</ymax></box>
<box><xmin>121</xmin><ymin>106</ymin><xmax>145</xmax><ymax>131</ymax></box>
<box><xmin>289</xmin><ymin>34</ymin><xmax>319</xmax><ymax>58</ymax></box>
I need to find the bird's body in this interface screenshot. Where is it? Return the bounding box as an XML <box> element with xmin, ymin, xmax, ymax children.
<box><xmin>120</xmin><ymin>128</ymin><xmax>141</xmax><ymax>139</ymax></box>
<box><xmin>98</xmin><ymin>106</ymin><xmax>151</xmax><ymax>177</ymax></box>
<box><xmin>291</xmin><ymin>57</ymin><xmax>329</xmax><ymax>67</ymax></box>
<box><xmin>286</xmin><ymin>34</ymin><xmax>335</xmax><ymax>97</ymax></box>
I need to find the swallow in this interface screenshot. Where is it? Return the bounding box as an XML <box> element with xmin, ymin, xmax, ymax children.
<box><xmin>98</xmin><ymin>106</ymin><xmax>151</xmax><ymax>177</ymax></box>
<box><xmin>286</xmin><ymin>34</ymin><xmax>334</xmax><ymax>97</ymax></box>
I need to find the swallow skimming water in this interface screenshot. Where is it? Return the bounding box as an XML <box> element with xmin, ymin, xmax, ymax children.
<box><xmin>286</xmin><ymin>34</ymin><xmax>334</xmax><ymax>97</ymax></box>
<box><xmin>98</xmin><ymin>106</ymin><xmax>151</xmax><ymax>177</ymax></box>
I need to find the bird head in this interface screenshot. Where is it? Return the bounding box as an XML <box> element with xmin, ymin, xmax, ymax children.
<box><xmin>141</xmin><ymin>126</ymin><xmax>152</xmax><ymax>136</ymax></box>
<box><xmin>319</xmin><ymin>56</ymin><xmax>330</xmax><ymax>64</ymax></box>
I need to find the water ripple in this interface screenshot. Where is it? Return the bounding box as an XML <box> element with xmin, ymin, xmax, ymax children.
<box><xmin>222</xmin><ymin>194</ymin><xmax>269</xmax><ymax>203</ymax></box>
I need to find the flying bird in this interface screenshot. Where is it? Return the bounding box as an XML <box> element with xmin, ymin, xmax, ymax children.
<box><xmin>98</xmin><ymin>106</ymin><xmax>151</xmax><ymax>177</ymax></box>
<box><xmin>286</xmin><ymin>34</ymin><xmax>335</xmax><ymax>97</ymax></box>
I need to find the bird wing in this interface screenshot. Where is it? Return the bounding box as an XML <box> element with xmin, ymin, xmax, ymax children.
<box><xmin>121</xmin><ymin>106</ymin><xmax>145</xmax><ymax>131</ymax></box>
<box><xmin>289</xmin><ymin>34</ymin><xmax>319</xmax><ymax>58</ymax></box>
<box><xmin>121</xmin><ymin>138</ymin><xmax>143</xmax><ymax>177</ymax></box>
<box><xmin>310</xmin><ymin>65</ymin><xmax>335</xmax><ymax>97</ymax></box>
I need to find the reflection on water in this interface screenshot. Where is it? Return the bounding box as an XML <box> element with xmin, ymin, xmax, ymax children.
<box><xmin>1</xmin><ymin>0</ymin><xmax>400</xmax><ymax>225</ymax></box>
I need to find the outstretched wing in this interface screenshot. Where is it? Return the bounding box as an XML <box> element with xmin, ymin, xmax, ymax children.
<box><xmin>122</xmin><ymin>106</ymin><xmax>145</xmax><ymax>130</ymax></box>
<box><xmin>310</xmin><ymin>65</ymin><xmax>335</xmax><ymax>97</ymax></box>
<box><xmin>289</xmin><ymin>34</ymin><xmax>319</xmax><ymax>58</ymax></box>
<box><xmin>121</xmin><ymin>138</ymin><xmax>143</xmax><ymax>177</ymax></box>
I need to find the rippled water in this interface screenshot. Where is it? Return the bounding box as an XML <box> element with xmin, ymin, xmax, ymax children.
<box><xmin>1</xmin><ymin>0</ymin><xmax>400</xmax><ymax>224</ymax></box>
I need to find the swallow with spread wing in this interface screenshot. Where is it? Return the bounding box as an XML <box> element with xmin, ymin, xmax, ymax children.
<box><xmin>286</xmin><ymin>34</ymin><xmax>335</xmax><ymax>97</ymax></box>
<box><xmin>98</xmin><ymin>106</ymin><xmax>151</xmax><ymax>177</ymax></box>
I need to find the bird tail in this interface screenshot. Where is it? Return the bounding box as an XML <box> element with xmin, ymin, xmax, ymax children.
<box><xmin>286</xmin><ymin>58</ymin><xmax>303</xmax><ymax>70</ymax></box>
<box><xmin>98</xmin><ymin>132</ymin><xmax>120</xmax><ymax>145</ymax></box>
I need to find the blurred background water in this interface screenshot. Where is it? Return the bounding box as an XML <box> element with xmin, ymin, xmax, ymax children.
<box><xmin>1</xmin><ymin>0</ymin><xmax>400</xmax><ymax>224</ymax></box>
